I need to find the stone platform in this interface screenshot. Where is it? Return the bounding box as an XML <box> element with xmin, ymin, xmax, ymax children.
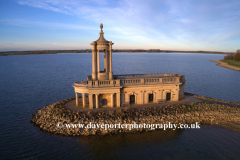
<box><xmin>63</xmin><ymin>96</ymin><xmax>204</xmax><ymax>113</ymax></box>
<box><xmin>64</xmin><ymin>95</ymin><xmax>240</xmax><ymax>113</ymax></box>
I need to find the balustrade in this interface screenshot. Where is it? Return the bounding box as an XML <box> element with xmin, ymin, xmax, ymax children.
<box><xmin>74</xmin><ymin>74</ymin><xmax>184</xmax><ymax>88</ymax></box>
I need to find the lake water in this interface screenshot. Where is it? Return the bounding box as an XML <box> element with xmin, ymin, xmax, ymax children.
<box><xmin>0</xmin><ymin>53</ymin><xmax>240</xmax><ymax>159</ymax></box>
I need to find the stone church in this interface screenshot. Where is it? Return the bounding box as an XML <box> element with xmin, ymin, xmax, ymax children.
<box><xmin>73</xmin><ymin>24</ymin><xmax>186</xmax><ymax>109</ymax></box>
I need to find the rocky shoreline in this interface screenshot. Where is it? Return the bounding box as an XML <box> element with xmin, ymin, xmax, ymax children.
<box><xmin>31</xmin><ymin>94</ymin><xmax>240</xmax><ymax>136</ymax></box>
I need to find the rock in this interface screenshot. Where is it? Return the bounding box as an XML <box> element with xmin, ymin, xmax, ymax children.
<box><xmin>30</xmin><ymin>97</ymin><xmax>240</xmax><ymax>137</ymax></box>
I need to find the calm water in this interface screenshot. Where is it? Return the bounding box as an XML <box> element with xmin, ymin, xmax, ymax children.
<box><xmin>0</xmin><ymin>53</ymin><xmax>240</xmax><ymax>159</ymax></box>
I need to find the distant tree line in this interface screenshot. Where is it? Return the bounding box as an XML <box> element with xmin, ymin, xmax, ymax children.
<box><xmin>113</xmin><ymin>49</ymin><xmax>147</xmax><ymax>52</ymax></box>
<box><xmin>0</xmin><ymin>49</ymin><xmax>234</xmax><ymax>56</ymax></box>
<box><xmin>0</xmin><ymin>50</ymin><xmax>91</xmax><ymax>56</ymax></box>
<box><xmin>223</xmin><ymin>49</ymin><xmax>240</xmax><ymax>60</ymax></box>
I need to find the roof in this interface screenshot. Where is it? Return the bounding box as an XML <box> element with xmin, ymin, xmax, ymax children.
<box><xmin>93</xmin><ymin>23</ymin><xmax>109</xmax><ymax>45</ymax></box>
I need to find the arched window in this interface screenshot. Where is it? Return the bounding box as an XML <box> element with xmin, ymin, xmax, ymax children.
<box><xmin>166</xmin><ymin>93</ymin><xmax>171</xmax><ymax>101</ymax></box>
<box><xmin>149</xmin><ymin>94</ymin><xmax>153</xmax><ymax>102</ymax></box>
<box><xmin>130</xmin><ymin>95</ymin><xmax>135</xmax><ymax>104</ymax></box>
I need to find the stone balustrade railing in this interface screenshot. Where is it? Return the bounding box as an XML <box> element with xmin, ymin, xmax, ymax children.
<box><xmin>120</xmin><ymin>76</ymin><xmax>183</xmax><ymax>86</ymax></box>
<box><xmin>74</xmin><ymin>80</ymin><xmax>88</xmax><ymax>86</ymax></box>
<box><xmin>113</xmin><ymin>73</ymin><xmax>175</xmax><ymax>79</ymax></box>
<box><xmin>87</xmin><ymin>73</ymin><xmax>183</xmax><ymax>80</ymax></box>
<box><xmin>74</xmin><ymin>79</ymin><xmax>121</xmax><ymax>87</ymax></box>
<box><xmin>74</xmin><ymin>74</ymin><xmax>185</xmax><ymax>88</ymax></box>
<box><xmin>87</xmin><ymin>79</ymin><xmax>121</xmax><ymax>87</ymax></box>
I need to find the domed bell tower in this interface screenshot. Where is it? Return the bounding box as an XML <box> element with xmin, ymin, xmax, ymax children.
<box><xmin>90</xmin><ymin>23</ymin><xmax>114</xmax><ymax>80</ymax></box>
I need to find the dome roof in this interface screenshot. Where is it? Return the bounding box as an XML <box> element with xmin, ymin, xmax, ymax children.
<box><xmin>94</xmin><ymin>23</ymin><xmax>109</xmax><ymax>45</ymax></box>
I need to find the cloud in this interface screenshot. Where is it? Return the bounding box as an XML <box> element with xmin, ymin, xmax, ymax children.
<box><xmin>0</xmin><ymin>44</ymin><xmax>11</xmax><ymax>48</ymax></box>
<box><xmin>16</xmin><ymin>0</ymin><xmax>240</xmax><ymax>34</ymax></box>
<box><xmin>0</xmin><ymin>19</ymin><xmax>97</xmax><ymax>30</ymax></box>
<box><xmin>0</xmin><ymin>41</ymin><xmax>86</xmax><ymax>51</ymax></box>
<box><xmin>17</xmin><ymin>0</ymin><xmax>73</xmax><ymax>14</ymax></box>
<box><xmin>4</xmin><ymin>0</ymin><xmax>240</xmax><ymax>51</ymax></box>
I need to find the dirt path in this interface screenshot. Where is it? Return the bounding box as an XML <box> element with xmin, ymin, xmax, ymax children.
<box><xmin>211</xmin><ymin>60</ymin><xmax>240</xmax><ymax>71</ymax></box>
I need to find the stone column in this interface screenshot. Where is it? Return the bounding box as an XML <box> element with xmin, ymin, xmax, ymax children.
<box><xmin>109</xmin><ymin>42</ymin><xmax>113</xmax><ymax>80</ymax></box>
<box><xmin>111</xmin><ymin>93</ymin><xmax>114</xmax><ymax>108</ymax></box>
<box><xmin>116</xmin><ymin>93</ymin><xmax>120</xmax><ymax>107</ymax></box>
<box><xmin>158</xmin><ymin>90</ymin><xmax>161</xmax><ymax>100</ymax></box>
<box><xmin>106</xmin><ymin>49</ymin><xmax>109</xmax><ymax>72</ymax></box>
<box><xmin>76</xmin><ymin>92</ymin><xmax>79</xmax><ymax>106</ymax></box>
<box><xmin>142</xmin><ymin>91</ymin><xmax>145</xmax><ymax>104</ymax></box>
<box><xmin>104</xmin><ymin>49</ymin><xmax>106</xmax><ymax>72</ymax></box>
<box><xmin>97</xmin><ymin>50</ymin><xmax>100</xmax><ymax>74</ymax></box>
<box><xmin>170</xmin><ymin>90</ymin><xmax>172</xmax><ymax>101</ymax></box>
<box><xmin>135</xmin><ymin>94</ymin><xmax>137</xmax><ymax>104</ymax></box>
<box><xmin>95</xmin><ymin>94</ymin><xmax>99</xmax><ymax>109</ymax></box>
<box><xmin>153</xmin><ymin>92</ymin><xmax>156</xmax><ymax>103</ymax></box>
<box><xmin>109</xmin><ymin>50</ymin><xmax>112</xmax><ymax>79</ymax></box>
<box><xmin>82</xmin><ymin>93</ymin><xmax>86</xmax><ymax>108</ymax></box>
<box><xmin>92</xmin><ymin>48</ymin><xmax>97</xmax><ymax>80</ymax></box>
<box><xmin>89</xmin><ymin>94</ymin><xmax>93</xmax><ymax>109</ymax></box>
<box><xmin>141</xmin><ymin>91</ymin><xmax>144</xmax><ymax>104</ymax></box>
<box><xmin>144</xmin><ymin>92</ymin><xmax>148</xmax><ymax>104</ymax></box>
<box><xmin>175</xmin><ymin>90</ymin><xmax>179</xmax><ymax>101</ymax></box>
<box><xmin>125</xmin><ymin>93</ymin><xmax>129</xmax><ymax>103</ymax></box>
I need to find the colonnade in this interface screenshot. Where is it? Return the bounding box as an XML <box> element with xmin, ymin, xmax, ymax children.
<box><xmin>75</xmin><ymin>89</ymin><xmax>178</xmax><ymax>109</ymax></box>
<box><xmin>75</xmin><ymin>92</ymin><xmax>120</xmax><ymax>109</ymax></box>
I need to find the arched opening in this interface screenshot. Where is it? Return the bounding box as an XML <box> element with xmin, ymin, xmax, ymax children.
<box><xmin>99</xmin><ymin>50</ymin><xmax>105</xmax><ymax>72</ymax></box>
<box><xmin>102</xmin><ymin>99</ymin><xmax>107</xmax><ymax>106</ymax></box>
<box><xmin>166</xmin><ymin>93</ymin><xmax>171</xmax><ymax>101</ymax></box>
<box><xmin>130</xmin><ymin>95</ymin><xmax>135</xmax><ymax>104</ymax></box>
<box><xmin>149</xmin><ymin>94</ymin><xmax>153</xmax><ymax>103</ymax></box>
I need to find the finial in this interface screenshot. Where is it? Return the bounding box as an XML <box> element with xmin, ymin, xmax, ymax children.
<box><xmin>100</xmin><ymin>23</ymin><xmax>103</xmax><ymax>31</ymax></box>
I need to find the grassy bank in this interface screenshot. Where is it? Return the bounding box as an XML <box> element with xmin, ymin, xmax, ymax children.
<box><xmin>221</xmin><ymin>60</ymin><xmax>240</xmax><ymax>68</ymax></box>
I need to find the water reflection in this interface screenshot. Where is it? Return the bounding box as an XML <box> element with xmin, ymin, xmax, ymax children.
<box><xmin>77</xmin><ymin>129</ymin><xmax>183</xmax><ymax>159</ymax></box>
<box><xmin>75</xmin><ymin>126</ymin><xmax>240</xmax><ymax>160</ymax></box>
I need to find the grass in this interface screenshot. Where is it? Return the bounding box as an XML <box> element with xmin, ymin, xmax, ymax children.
<box><xmin>221</xmin><ymin>60</ymin><xmax>240</xmax><ymax>68</ymax></box>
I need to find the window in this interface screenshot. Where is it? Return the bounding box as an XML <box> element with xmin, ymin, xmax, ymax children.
<box><xmin>166</xmin><ymin>93</ymin><xmax>171</xmax><ymax>101</ymax></box>
<box><xmin>149</xmin><ymin>94</ymin><xmax>153</xmax><ymax>102</ymax></box>
<box><xmin>130</xmin><ymin>95</ymin><xmax>135</xmax><ymax>104</ymax></box>
<box><xmin>102</xmin><ymin>99</ymin><xmax>107</xmax><ymax>106</ymax></box>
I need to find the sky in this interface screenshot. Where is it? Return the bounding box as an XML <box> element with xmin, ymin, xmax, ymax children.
<box><xmin>0</xmin><ymin>0</ymin><xmax>240</xmax><ymax>52</ymax></box>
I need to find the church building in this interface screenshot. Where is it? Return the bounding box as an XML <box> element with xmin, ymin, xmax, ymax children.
<box><xmin>73</xmin><ymin>24</ymin><xmax>186</xmax><ymax>109</ymax></box>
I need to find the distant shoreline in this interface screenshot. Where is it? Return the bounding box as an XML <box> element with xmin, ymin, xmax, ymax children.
<box><xmin>0</xmin><ymin>49</ymin><xmax>232</xmax><ymax>56</ymax></box>
<box><xmin>211</xmin><ymin>60</ymin><xmax>240</xmax><ymax>71</ymax></box>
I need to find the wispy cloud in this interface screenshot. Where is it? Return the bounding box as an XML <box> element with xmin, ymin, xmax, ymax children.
<box><xmin>1</xmin><ymin>0</ymin><xmax>240</xmax><ymax>51</ymax></box>
<box><xmin>17</xmin><ymin>0</ymin><xmax>73</xmax><ymax>15</ymax></box>
<box><xmin>0</xmin><ymin>19</ymin><xmax>97</xmax><ymax>30</ymax></box>
<box><xmin>0</xmin><ymin>41</ymin><xmax>85</xmax><ymax>51</ymax></box>
<box><xmin>16</xmin><ymin>0</ymin><xmax>240</xmax><ymax>35</ymax></box>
